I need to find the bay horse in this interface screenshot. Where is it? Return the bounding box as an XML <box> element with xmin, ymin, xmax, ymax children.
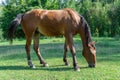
<box><xmin>8</xmin><ymin>8</ymin><xmax>96</xmax><ymax>71</ymax></box>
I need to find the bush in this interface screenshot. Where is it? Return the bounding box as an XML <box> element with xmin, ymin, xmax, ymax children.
<box><xmin>0</xmin><ymin>0</ymin><xmax>120</xmax><ymax>39</ymax></box>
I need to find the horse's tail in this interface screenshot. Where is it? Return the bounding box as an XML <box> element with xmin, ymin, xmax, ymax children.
<box><xmin>8</xmin><ymin>13</ymin><xmax>24</xmax><ymax>43</ymax></box>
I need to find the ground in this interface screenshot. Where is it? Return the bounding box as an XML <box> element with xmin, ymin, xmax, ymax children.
<box><xmin>0</xmin><ymin>37</ymin><xmax>120</xmax><ymax>80</ymax></box>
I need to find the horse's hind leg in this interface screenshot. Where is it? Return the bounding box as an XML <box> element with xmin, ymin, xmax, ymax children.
<box><xmin>65</xmin><ymin>34</ymin><xmax>80</xmax><ymax>71</ymax></box>
<box><xmin>63</xmin><ymin>40</ymin><xmax>69</xmax><ymax>66</ymax></box>
<box><xmin>22</xmin><ymin>24</ymin><xmax>36</xmax><ymax>68</ymax></box>
<box><xmin>33</xmin><ymin>31</ymin><xmax>48</xmax><ymax>67</ymax></box>
<box><xmin>25</xmin><ymin>37</ymin><xmax>35</xmax><ymax>68</ymax></box>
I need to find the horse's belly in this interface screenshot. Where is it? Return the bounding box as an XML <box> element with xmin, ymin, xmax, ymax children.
<box><xmin>38</xmin><ymin>26</ymin><xmax>64</xmax><ymax>36</ymax></box>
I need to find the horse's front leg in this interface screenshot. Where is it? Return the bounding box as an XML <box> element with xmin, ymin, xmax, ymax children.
<box><xmin>25</xmin><ymin>38</ymin><xmax>35</xmax><ymax>68</ymax></box>
<box><xmin>65</xmin><ymin>34</ymin><xmax>80</xmax><ymax>71</ymax></box>
<box><xmin>70</xmin><ymin>46</ymin><xmax>80</xmax><ymax>71</ymax></box>
<box><xmin>63</xmin><ymin>40</ymin><xmax>70</xmax><ymax>66</ymax></box>
<box><xmin>33</xmin><ymin>32</ymin><xmax>48</xmax><ymax>67</ymax></box>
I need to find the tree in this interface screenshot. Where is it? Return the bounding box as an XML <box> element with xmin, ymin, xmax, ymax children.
<box><xmin>108</xmin><ymin>1</ymin><xmax>120</xmax><ymax>37</ymax></box>
<box><xmin>0</xmin><ymin>0</ymin><xmax>120</xmax><ymax>39</ymax></box>
<box><xmin>1</xmin><ymin>0</ymin><xmax>43</xmax><ymax>39</ymax></box>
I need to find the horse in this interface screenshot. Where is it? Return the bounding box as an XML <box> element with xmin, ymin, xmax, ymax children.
<box><xmin>8</xmin><ymin>8</ymin><xmax>96</xmax><ymax>71</ymax></box>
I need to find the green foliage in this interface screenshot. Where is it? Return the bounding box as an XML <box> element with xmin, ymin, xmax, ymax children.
<box><xmin>1</xmin><ymin>0</ymin><xmax>42</xmax><ymax>39</ymax></box>
<box><xmin>0</xmin><ymin>6</ymin><xmax>3</xmax><ymax>40</ymax></box>
<box><xmin>0</xmin><ymin>0</ymin><xmax>120</xmax><ymax>39</ymax></box>
<box><xmin>107</xmin><ymin>1</ymin><xmax>120</xmax><ymax>37</ymax></box>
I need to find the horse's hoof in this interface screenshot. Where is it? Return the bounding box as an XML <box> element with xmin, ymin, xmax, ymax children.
<box><xmin>30</xmin><ymin>65</ymin><xmax>36</xmax><ymax>69</ymax></box>
<box><xmin>74</xmin><ymin>67</ymin><xmax>80</xmax><ymax>71</ymax></box>
<box><xmin>74</xmin><ymin>68</ymin><xmax>80</xmax><ymax>71</ymax></box>
<box><xmin>43</xmin><ymin>64</ymin><xmax>49</xmax><ymax>67</ymax></box>
<box><xmin>65</xmin><ymin>63</ymin><xmax>70</xmax><ymax>66</ymax></box>
<box><xmin>75</xmin><ymin>68</ymin><xmax>80</xmax><ymax>71</ymax></box>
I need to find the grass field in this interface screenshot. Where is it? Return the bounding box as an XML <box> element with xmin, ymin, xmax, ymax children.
<box><xmin>0</xmin><ymin>37</ymin><xmax>120</xmax><ymax>80</ymax></box>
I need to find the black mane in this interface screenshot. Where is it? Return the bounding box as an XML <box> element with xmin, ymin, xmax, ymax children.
<box><xmin>80</xmin><ymin>16</ymin><xmax>92</xmax><ymax>44</ymax></box>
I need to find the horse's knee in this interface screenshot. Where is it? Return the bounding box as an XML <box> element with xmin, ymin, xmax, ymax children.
<box><xmin>25</xmin><ymin>44</ymin><xmax>27</xmax><ymax>49</ymax></box>
<box><xmin>25</xmin><ymin>44</ymin><xmax>30</xmax><ymax>52</ymax></box>
<box><xmin>33</xmin><ymin>45</ymin><xmax>39</xmax><ymax>51</ymax></box>
<box><xmin>70</xmin><ymin>46</ymin><xmax>76</xmax><ymax>55</ymax></box>
<box><xmin>33</xmin><ymin>45</ymin><xmax>36</xmax><ymax>50</ymax></box>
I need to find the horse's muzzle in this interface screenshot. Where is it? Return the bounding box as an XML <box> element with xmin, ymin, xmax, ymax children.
<box><xmin>88</xmin><ymin>63</ymin><xmax>96</xmax><ymax>68</ymax></box>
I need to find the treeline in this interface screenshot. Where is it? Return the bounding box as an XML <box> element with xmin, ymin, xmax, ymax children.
<box><xmin>0</xmin><ymin>0</ymin><xmax>120</xmax><ymax>40</ymax></box>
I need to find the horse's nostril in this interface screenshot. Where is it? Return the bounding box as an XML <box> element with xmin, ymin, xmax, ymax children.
<box><xmin>88</xmin><ymin>63</ymin><xmax>95</xmax><ymax>68</ymax></box>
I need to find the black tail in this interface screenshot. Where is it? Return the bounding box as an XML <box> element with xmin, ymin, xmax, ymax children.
<box><xmin>8</xmin><ymin>13</ymin><xmax>24</xmax><ymax>43</ymax></box>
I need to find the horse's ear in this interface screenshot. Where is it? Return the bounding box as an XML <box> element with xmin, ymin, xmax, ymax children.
<box><xmin>88</xmin><ymin>42</ymin><xmax>96</xmax><ymax>49</ymax></box>
<box><xmin>88</xmin><ymin>42</ymin><xmax>92</xmax><ymax>48</ymax></box>
<box><xmin>92</xmin><ymin>41</ymin><xmax>96</xmax><ymax>45</ymax></box>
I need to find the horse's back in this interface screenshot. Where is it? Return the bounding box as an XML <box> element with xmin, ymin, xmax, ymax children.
<box><xmin>21</xmin><ymin>9</ymin><xmax>80</xmax><ymax>36</ymax></box>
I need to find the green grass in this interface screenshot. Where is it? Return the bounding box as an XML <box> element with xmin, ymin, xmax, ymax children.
<box><xmin>0</xmin><ymin>37</ymin><xmax>120</xmax><ymax>80</ymax></box>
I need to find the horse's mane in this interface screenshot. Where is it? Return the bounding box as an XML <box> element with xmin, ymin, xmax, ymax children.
<box><xmin>80</xmin><ymin>15</ymin><xmax>92</xmax><ymax>44</ymax></box>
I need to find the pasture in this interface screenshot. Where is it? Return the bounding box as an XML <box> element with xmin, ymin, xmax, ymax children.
<box><xmin>0</xmin><ymin>37</ymin><xmax>120</xmax><ymax>80</ymax></box>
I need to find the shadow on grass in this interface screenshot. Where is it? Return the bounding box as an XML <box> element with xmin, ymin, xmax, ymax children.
<box><xmin>0</xmin><ymin>65</ymin><xmax>29</xmax><ymax>70</ymax></box>
<box><xmin>0</xmin><ymin>43</ymin><xmax>82</xmax><ymax>62</ymax></box>
<box><xmin>0</xmin><ymin>65</ymin><xmax>89</xmax><ymax>71</ymax></box>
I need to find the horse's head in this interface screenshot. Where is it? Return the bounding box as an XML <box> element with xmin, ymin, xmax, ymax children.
<box><xmin>82</xmin><ymin>42</ymin><xmax>96</xmax><ymax>68</ymax></box>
